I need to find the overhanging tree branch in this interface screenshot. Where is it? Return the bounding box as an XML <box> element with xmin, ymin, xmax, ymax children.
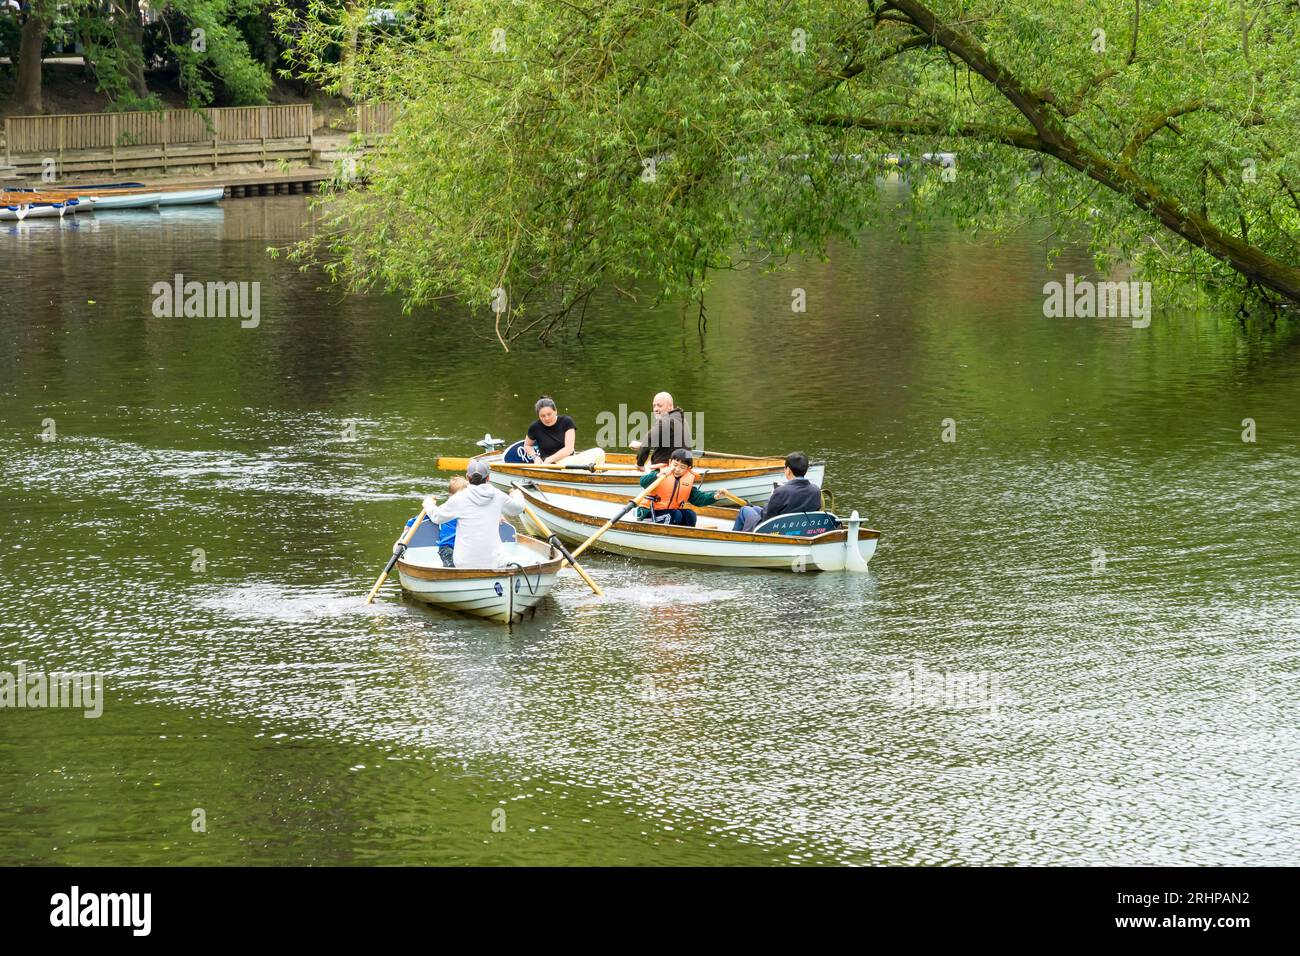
<box><xmin>812</xmin><ymin>111</ymin><xmax>1300</xmax><ymax>303</ymax></box>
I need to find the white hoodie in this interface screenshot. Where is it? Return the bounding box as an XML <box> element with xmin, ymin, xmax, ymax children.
<box><xmin>424</xmin><ymin>483</ymin><xmax>525</xmax><ymax>569</ymax></box>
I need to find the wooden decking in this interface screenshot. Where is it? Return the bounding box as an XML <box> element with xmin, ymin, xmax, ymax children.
<box><xmin>30</xmin><ymin>168</ymin><xmax>334</xmax><ymax>200</ymax></box>
<box><xmin>2</xmin><ymin>105</ymin><xmax>387</xmax><ymax>188</ymax></box>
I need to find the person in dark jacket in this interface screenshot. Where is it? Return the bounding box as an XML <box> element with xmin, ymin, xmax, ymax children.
<box><xmin>633</xmin><ymin>392</ymin><xmax>689</xmax><ymax>469</ymax></box>
<box><xmin>731</xmin><ymin>452</ymin><xmax>822</xmax><ymax>531</ymax></box>
<box><xmin>635</xmin><ymin>449</ymin><xmax>727</xmax><ymax>526</ymax></box>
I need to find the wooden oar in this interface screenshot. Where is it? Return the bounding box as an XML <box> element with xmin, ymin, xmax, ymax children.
<box><xmin>714</xmin><ymin>489</ymin><xmax>749</xmax><ymax>507</ymax></box>
<box><xmin>565</xmin><ymin>471</ymin><xmax>668</xmax><ymax>563</ymax></box>
<box><xmin>435</xmin><ymin>455</ymin><xmax>623</xmax><ymax>473</ymax></box>
<box><xmin>436</xmin><ymin>456</ymin><xmax>478</xmax><ymax>471</ymax></box>
<box><xmin>511</xmin><ymin>497</ymin><xmax>604</xmax><ymax>597</ymax></box>
<box><xmin>364</xmin><ymin>507</ymin><xmax>427</xmax><ymax>604</ymax></box>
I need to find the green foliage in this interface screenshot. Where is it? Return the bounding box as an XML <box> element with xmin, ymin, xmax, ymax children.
<box><xmin>79</xmin><ymin>1</ymin><xmax>272</xmax><ymax>109</ymax></box>
<box><xmin>167</xmin><ymin>0</ymin><xmax>274</xmax><ymax>106</ymax></box>
<box><xmin>81</xmin><ymin>9</ymin><xmax>160</xmax><ymax>111</ymax></box>
<box><xmin>0</xmin><ymin>13</ymin><xmax>20</xmax><ymax>69</ymax></box>
<box><xmin>275</xmin><ymin>1</ymin><xmax>1300</xmax><ymax>343</ymax></box>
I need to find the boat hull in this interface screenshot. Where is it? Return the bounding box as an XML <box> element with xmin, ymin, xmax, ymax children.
<box><xmin>157</xmin><ymin>187</ymin><xmax>224</xmax><ymax>206</ymax></box>
<box><xmin>518</xmin><ymin>484</ymin><xmax>878</xmax><ymax>572</ymax></box>
<box><xmin>90</xmin><ymin>192</ymin><xmax>162</xmax><ymax>210</ymax></box>
<box><xmin>0</xmin><ymin>202</ymin><xmax>66</xmax><ymax>220</ymax></box>
<box><xmin>477</xmin><ymin>449</ymin><xmax>824</xmax><ymax>505</ymax></box>
<box><xmin>395</xmin><ymin>534</ymin><xmax>563</xmax><ymax>623</ymax></box>
<box><xmin>2</xmin><ymin>182</ymin><xmax>218</xmax><ymax>216</ymax></box>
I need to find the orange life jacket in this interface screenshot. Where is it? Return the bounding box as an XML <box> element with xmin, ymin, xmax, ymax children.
<box><xmin>648</xmin><ymin>465</ymin><xmax>698</xmax><ymax>512</ymax></box>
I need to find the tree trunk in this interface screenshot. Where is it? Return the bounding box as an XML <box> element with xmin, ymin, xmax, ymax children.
<box><xmin>81</xmin><ymin>22</ymin><xmax>96</xmax><ymax>81</ymax></box>
<box><xmin>340</xmin><ymin>1</ymin><xmax>359</xmax><ymax>101</ymax></box>
<box><xmin>15</xmin><ymin>13</ymin><xmax>53</xmax><ymax>115</ymax></box>
<box><xmin>113</xmin><ymin>2</ymin><xmax>149</xmax><ymax>99</ymax></box>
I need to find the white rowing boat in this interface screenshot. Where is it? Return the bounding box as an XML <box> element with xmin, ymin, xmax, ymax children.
<box><xmin>91</xmin><ymin>191</ymin><xmax>162</xmax><ymax>210</ymax></box>
<box><xmin>157</xmin><ymin>186</ymin><xmax>224</xmax><ymax>206</ymax></box>
<box><xmin>0</xmin><ymin>198</ymin><xmax>87</xmax><ymax>220</ymax></box>
<box><xmin>462</xmin><ymin>440</ymin><xmax>826</xmax><ymax>505</ymax></box>
<box><xmin>9</xmin><ymin>184</ymin><xmax>221</xmax><ymax>211</ymax></box>
<box><xmin>394</xmin><ymin>519</ymin><xmax>563</xmax><ymax>623</ymax></box>
<box><xmin>0</xmin><ymin>203</ymin><xmax>63</xmax><ymax>221</ymax></box>
<box><xmin>517</xmin><ymin>482</ymin><xmax>879</xmax><ymax>572</ymax></box>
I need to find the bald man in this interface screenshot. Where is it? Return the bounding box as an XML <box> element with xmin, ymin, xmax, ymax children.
<box><xmin>634</xmin><ymin>391</ymin><xmax>689</xmax><ymax>469</ymax></box>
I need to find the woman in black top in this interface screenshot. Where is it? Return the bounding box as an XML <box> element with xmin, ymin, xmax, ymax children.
<box><xmin>524</xmin><ymin>396</ymin><xmax>577</xmax><ymax>463</ymax></box>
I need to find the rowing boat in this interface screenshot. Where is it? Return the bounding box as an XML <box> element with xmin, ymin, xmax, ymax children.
<box><xmin>517</xmin><ymin>482</ymin><xmax>879</xmax><ymax>572</ymax></box>
<box><xmin>157</xmin><ymin>187</ymin><xmax>224</xmax><ymax>206</ymax></box>
<box><xmin>91</xmin><ymin>191</ymin><xmax>162</xmax><ymax>210</ymax></box>
<box><xmin>0</xmin><ymin>202</ymin><xmax>64</xmax><ymax>221</ymax></box>
<box><xmin>465</xmin><ymin>440</ymin><xmax>826</xmax><ymax>505</ymax></box>
<box><xmin>0</xmin><ymin>197</ymin><xmax>89</xmax><ymax>221</ymax></box>
<box><xmin>394</xmin><ymin>518</ymin><xmax>563</xmax><ymax>623</ymax></box>
<box><xmin>5</xmin><ymin>183</ymin><xmax>221</xmax><ymax>210</ymax></box>
<box><xmin>3</xmin><ymin>189</ymin><xmax>101</xmax><ymax>214</ymax></box>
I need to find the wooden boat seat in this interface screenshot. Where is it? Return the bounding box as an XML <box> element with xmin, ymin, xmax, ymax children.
<box><xmin>404</xmin><ymin>514</ymin><xmax>440</xmax><ymax>549</ymax></box>
<box><xmin>502</xmin><ymin>439</ymin><xmax>532</xmax><ymax>463</ymax></box>
<box><xmin>752</xmin><ymin>511</ymin><xmax>840</xmax><ymax>537</ymax></box>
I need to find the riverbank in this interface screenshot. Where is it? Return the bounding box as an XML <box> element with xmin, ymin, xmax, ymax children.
<box><xmin>1</xmin><ymin>130</ymin><xmax>359</xmax><ymax>195</ymax></box>
<box><xmin>0</xmin><ymin>63</ymin><xmax>363</xmax><ymax>188</ymax></box>
<box><xmin>41</xmin><ymin>157</ymin><xmax>346</xmax><ymax>196</ymax></box>
<box><xmin>0</xmin><ymin>62</ymin><xmax>351</xmax><ymax>128</ymax></box>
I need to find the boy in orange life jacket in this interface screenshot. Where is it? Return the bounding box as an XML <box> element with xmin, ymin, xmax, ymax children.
<box><xmin>635</xmin><ymin>449</ymin><xmax>728</xmax><ymax>526</ymax></box>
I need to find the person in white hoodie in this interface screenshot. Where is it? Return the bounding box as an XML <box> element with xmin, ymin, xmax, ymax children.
<box><xmin>422</xmin><ymin>460</ymin><xmax>524</xmax><ymax>568</ymax></box>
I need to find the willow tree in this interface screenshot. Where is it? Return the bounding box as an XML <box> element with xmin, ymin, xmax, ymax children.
<box><xmin>276</xmin><ymin>0</ymin><xmax>1299</xmax><ymax>347</ymax></box>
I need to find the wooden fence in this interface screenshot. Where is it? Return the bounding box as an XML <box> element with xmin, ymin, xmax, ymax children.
<box><xmin>3</xmin><ymin>105</ymin><xmax>314</xmax><ymax>176</ymax></box>
<box><xmin>357</xmin><ymin>103</ymin><xmax>396</xmax><ymax>136</ymax></box>
<box><xmin>5</xmin><ymin>105</ymin><xmax>313</xmax><ymax>153</ymax></box>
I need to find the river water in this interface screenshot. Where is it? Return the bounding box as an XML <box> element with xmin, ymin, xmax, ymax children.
<box><xmin>1</xmin><ymin>195</ymin><xmax>1297</xmax><ymax>865</ymax></box>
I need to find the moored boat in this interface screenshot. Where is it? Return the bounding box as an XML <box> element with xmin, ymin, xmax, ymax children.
<box><xmin>90</xmin><ymin>191</ymin><xmax>162</xmax><ymax>210</ymax></box>
<box><xmin>0</xmin><ymin>198</ymin><xmax>75</xmax><ymax>221</ymax></box>
<box><xmin>516</xmin><ymin>482</ymin><xmax>879</xmax><ymax>572</ymax></box>
<box><xmin>464</xmin><ymin>440</ymin><xmax>825</xmax><ymax>505</ymax></box>
<box><xmin>394</xmin><ymin>518</ymin><xmax>563</xmax><ymax>623</ymax></box>
<box><xmin>157</xmin><ymin>186</ymin><xmax>225</xmax><ymax>206</ymax></box>
<box><xmin>7</xmin><ymin>183</ymin><xmax>221</xmax><ymax>210</ymax></box>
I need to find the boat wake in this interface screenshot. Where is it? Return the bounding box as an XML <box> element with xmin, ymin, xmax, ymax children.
<box><xmin>192</xmin><ymin>583</ymin><xmax>386</xmax><ymax>623</ymax></box>
<box><xmin>561</xmin><ymin>581</ymin><xmax>743</xmax><ymax>607</ymax></box>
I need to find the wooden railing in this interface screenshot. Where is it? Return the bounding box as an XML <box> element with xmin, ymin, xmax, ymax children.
<box><xmin>357</xmin><ymin>103</ymin><xmax>395</xmax><ymax>136</ymax></box>
<box><xmin>4</xmin><ymin>105</ymin><xmax>313</xmax><ymax>155</ymax></box>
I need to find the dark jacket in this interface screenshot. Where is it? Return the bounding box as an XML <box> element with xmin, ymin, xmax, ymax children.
<box><xmin>761</xmin><ymin>477</ymin><xmax>823</xmax><ymax>521</ymax></box>
<box><xmin>635</xmin><ymin>407</ymin><xmax>688</xmax><ymax>468</ymax></box>
<box><xmin>634</xmin><ymin>469</ymin><xmax>719</xmax><ymax>519</ymax></box>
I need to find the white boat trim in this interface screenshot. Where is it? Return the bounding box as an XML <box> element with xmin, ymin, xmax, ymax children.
<box><xmin>518</xmin><ymin>483</ymin><xmax>879</xmax><ymax>572</ymax></box>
